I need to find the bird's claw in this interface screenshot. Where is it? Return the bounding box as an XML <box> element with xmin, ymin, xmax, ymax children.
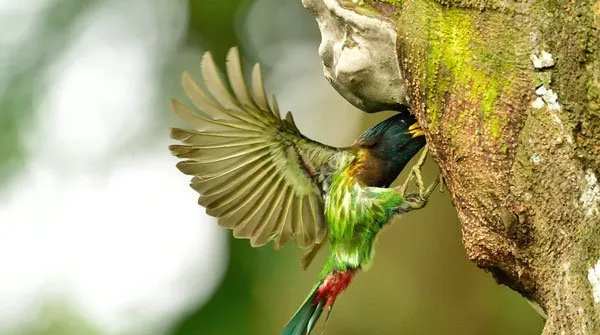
<box><xmin>401</xmin><ymin>193</ymin><xmax>427</xmax><ymax>210</ymax></box>
<box><xmin>394</xmin><ymin>144</ymin><xmax>441</xmax><ymax>214</ymax></box>
<box><xmin>398</xmin><ymin>145</ymin><xmax>429</xmax><ymax>198</ymax></box>
<box><xmin>398</xmin><ymin>144</ymin><xmax>441</xmax><ymax>200</ymax></box>
<box><xmin>396</xmin><ymin>175</ymin><xmax>440</xmax><ymax>214</ymax></box>
<box><xmin>422</xmin><ymin>174</ymin><xmax>441</xmax><ymax>200</ymax></box>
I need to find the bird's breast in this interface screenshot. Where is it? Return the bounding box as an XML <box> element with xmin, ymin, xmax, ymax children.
<box><xmin>324</xmin><ymin>171</ymin><xmax>382</xmax><ymax>244</ymax></box>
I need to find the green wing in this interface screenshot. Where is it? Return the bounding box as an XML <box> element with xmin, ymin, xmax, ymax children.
<box><xmin>169</xmin><ymin>47</ymin><xmax>339</xmax><ymax>249</ymax></box>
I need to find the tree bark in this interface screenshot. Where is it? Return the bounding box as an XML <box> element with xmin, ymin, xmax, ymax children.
<box><xmin>302</xmin><ymin>0</ymin><xmax>600</xmax><ymax>333</ymax></box>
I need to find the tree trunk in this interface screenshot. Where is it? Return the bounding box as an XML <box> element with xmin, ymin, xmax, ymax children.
<box><xmin>302</xmin><ymin>0</ymin><xmax>600</xmax><ymax>333</ymax></box>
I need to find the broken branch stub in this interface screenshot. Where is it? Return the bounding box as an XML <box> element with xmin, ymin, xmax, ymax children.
<box><xmin>301</xmin><ymin>0</ymin><xmax>407</xmax><ymax>112</ymax></box>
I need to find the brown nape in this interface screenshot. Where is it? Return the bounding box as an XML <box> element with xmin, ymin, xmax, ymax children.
<box><xmin>347</xmin><ymin>147</ymin><xmax>391</xmax><ymax>187</ymax></box>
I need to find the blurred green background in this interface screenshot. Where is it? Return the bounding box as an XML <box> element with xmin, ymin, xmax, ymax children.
<box><xmin>0</xmin><ymin>0</ymin><xmax>544</xmax><ymax>334</ymax></box>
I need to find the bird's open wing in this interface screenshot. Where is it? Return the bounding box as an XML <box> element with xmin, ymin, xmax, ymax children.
<box><xmin>170</xmin><ymin>47</ymin><xmax>339</xmax><ymax>249</ymax></box>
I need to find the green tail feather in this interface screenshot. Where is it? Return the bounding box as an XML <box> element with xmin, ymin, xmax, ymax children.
<box><xmin>281</xmin><ymin>282</ymin><xmax>326</xmax><ymax>335</ymax></box>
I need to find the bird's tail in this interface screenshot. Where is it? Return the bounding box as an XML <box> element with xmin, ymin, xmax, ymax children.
<box><xmin>281</xmin><ymin>269</ymin><xmax>357</xmax><ymax>335</ymax></box>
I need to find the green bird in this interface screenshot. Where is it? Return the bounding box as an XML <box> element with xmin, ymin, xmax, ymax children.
<box><xmin>169</xmin><ymin>47</ymin><xmax>437</xmax><ymax>335</ymax></box>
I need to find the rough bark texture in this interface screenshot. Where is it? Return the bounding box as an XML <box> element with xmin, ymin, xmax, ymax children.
<box><xmin>302</xmin><ymin>0</ymin><xmax>600</xmax><ymax>333</ymax></box>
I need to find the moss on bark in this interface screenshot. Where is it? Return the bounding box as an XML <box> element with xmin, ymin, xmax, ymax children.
<box><xmin>330</xmin><ymin>0</ymin><xmax>600</xmax><ymax>333</ymax></box>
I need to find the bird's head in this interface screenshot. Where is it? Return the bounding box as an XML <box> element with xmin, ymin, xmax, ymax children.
<box><xmin>351</xmin><ymin>112</ymin><xmax>426</xmax><ymax>187</ymax></box>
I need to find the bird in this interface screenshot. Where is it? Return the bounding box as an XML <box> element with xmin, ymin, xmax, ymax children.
<box><xmin>169</xmin><ymin>47</ymin><xmax>438</xmax><ymax>335</ymax></box>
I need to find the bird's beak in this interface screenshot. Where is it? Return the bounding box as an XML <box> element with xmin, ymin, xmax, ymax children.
<box><xmin>408</xmin><ymin>122</ymin><xmax>425</xmax><ymax>138</ymax></box>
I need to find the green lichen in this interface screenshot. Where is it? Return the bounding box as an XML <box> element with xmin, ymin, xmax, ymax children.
<box><xmin>489</xmin><ymin>114</ymin><xmax>502</xmax><ymax>138</ymax></box>
<box><xmin>350</xmin><ymin>0</ymin><xmax>530</xmax><ymax>145</ymax></box>
<box><xmin>532</xmin><ymin>72</ymin><xmax>553</xmax><ymax>89</ymax></box>
<box><xmin>400</xmin><ymin>2</ymin><xmax>524</xmax><ymax>140</ymax></box>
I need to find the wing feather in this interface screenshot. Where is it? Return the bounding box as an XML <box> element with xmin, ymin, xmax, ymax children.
<box><xmin>302</xmin><ymin>196</ymin><xmax>316</xmax><ymax>242</ymax></box>
<box><xmin>170</xmin><ymin>47</ymin><xmax>340</xmax><ymax>250</ymax></box>
<box><xmin>200</xmin><ymin>52</ymin><xmax>237</xmax><ymax>110</ymax></box>
<box><xmin>274</xmin><ymin>186</ymin><xmax>295</xmax><ymax>249</ymax></box>
<box><xmin>251</xmin><ymin>176</ymin><xmax>287</xmax><ymax>247</ymax></box>
<box><xmin>271</xmin><ymin>95</ymin><xmax>280</xmax><ymax>116</ymax></box>
<box><xmin>188</xmin><ymin>145</ymin><xmax>270</xmax><ymax>164</ymax></box>
<box><xmin>170</xmin><ymin>129</ymin><xmax>262</xmax><ymax>147</ymax></box>
<box><xmin>219</xmin><ymin>173</ymin><xmax>275</xmax><ymax>223</ymax></box>
<box><xmin>196</xmin><ymin>159</ymin><xmax>272</xmax><ymax>197</ymax></box>
<box><xmin>226</xmin><ymin>47</ymin><xmax>254</xmax><ymax>108</ymax></box>
<box><xmin>183</xmin><ymin>69</ymin><xmax>268</xmax><ymax>128</ymax></box>
<box><xmin>194</xmin><ymin>152</ymin><xmax>268</xmax><ymax>180</ymax></box>
<box><xmin>169</xmin><ymin>138</ymin><xmax>264</xmax><ymax>151</ymax></box>
<box><xmin>292</xmin><ymin>196</ymin><xmax>306</xmax><ymax>246</ymax></box>
<box><xmin>180</xmin><ymin>72</ymin><xmax>233</xmax><ymax>121</ymax></box>
<box><xmin>204</xmin><ymin>164</ymin><xmax>276</xmax><ymax>215</ymax></box>
<box><xmin>308</xmin><ymin>196</ymin><xmax>327</xmax><ymax>241</ymax></box>
<box><xmin>170</xmin><ymin>99</ymin><xmax>262</xmax><ymax>133</ymax></box>
<box><xmin>232</xmin><ymin>174</ymin><xmax>281</xmax><ymax>238</ymax></box>
<box><xmin>251</xmin><ymin>63</ymin><xmax>271</xmax><ymax>113</ymax></box>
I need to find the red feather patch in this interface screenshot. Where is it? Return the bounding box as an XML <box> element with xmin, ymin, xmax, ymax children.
<box><xmin>313</xmin><ymin>270</ymin><xmax>357</xmax><ymax>307</ymax></box>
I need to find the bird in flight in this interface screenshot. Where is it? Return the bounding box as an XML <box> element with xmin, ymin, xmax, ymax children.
<box><xmin>169</xmin><ymin>47</ymin><xmax>438</xmax><ymax>335</ymax></box>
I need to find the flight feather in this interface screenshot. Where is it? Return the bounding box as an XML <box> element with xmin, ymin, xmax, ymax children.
<box><xmin>169</xmin><ymin>47</ymin><xmax>339</xmax><ymax>249</ymax></box>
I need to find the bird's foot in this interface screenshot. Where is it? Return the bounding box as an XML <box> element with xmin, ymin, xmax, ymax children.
<box><xmin>398</xmin><ymin>144</ymin><xmax>429</xmax><ymax>198</ymax></box>
<box><xmin>395</xmin><ymin>145</ymin><xmax>441</xmax><ymax>213</ymax></box>
<box><xmin>396</xmin><ymin>175</ymin><xmax>440</xmax><ymax>213</ymax></box>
